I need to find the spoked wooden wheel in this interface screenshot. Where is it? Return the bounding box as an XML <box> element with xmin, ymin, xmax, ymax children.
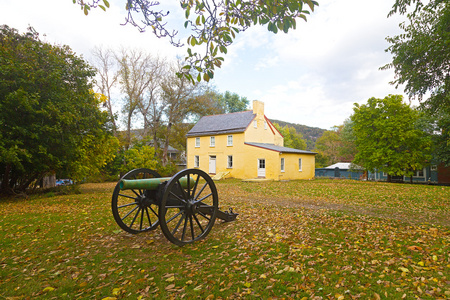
<box><xmin>111</xmin><ymin>168</ymin><xmax>161</xmax><ymax>234</ymax></box>
<box><xmin>159</xmin><ymin>169</ymin><xmax>218</xmax><ymax>246</ymax></box>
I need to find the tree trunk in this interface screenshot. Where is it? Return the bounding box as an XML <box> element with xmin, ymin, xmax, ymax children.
<box><xmin>162</xmin><ymin>122</ymin><xmax>172</xmax><ymax>166</ymax></box>
<box><xmin>1</xmin><ymin>165</ymin><xmax>12</xmax><ymax>194</ymax></box>
<box><xmin>387</xmin><ymin>174</ymin><xmax>392</xmax><ymax>182</ymax></box>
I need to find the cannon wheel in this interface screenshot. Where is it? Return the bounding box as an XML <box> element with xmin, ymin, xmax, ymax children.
<box><xmin>159</xmin><ymin>169</ymin><xmax>218</xmax><ymax>246</ymax></box>
<box><xmin>111</xmin><ymin>168</ymin><xmax>161</xmax><ymax>234</ymax></box>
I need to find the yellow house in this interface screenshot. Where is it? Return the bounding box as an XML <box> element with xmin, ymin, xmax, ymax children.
<box><xmin>186</xmin><ymin>100</ymin><xmax>316</xmax><ymax>180</ymax></box>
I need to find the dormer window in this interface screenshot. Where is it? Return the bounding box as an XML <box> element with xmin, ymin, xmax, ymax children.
<box><xmin>254</xmin><ymin>120</ymin><xmax>257</xmax><ymax>128</ymax></box>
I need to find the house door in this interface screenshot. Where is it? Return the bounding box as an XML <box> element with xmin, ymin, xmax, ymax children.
<box><xmin>209</xmin><ymin>156</ymin><xmax>216</xmax><ymax>174</ymax></box>
<box><xmin>257</xmin><ymin>159</ymin><xmax>266</xmax><ymax>178</ymax></box>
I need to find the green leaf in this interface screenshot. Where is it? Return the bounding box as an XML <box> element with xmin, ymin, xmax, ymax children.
<box><xmin>103</xmin><ymin>0</ymin><xmax>110</xmax><ymax>8</ymax></box>
<box><xmin>99</xmin><ymin>5</ymin><xmax>106</xmax><ymax>11</ymax></box>
<box><xmin>83</xmin><ymin>5</ymin><xmax>89</xmax><ymax>15</ymax></box>
<box><xmin>305</xmin><ymin>0</ymin><xmax>316</xmax><ymax>11</ymax></box>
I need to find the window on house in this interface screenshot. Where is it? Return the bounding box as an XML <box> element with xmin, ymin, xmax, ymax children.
<box><xmin>281</xmin><ymin>158</ymin><xmax>285</xmax><ymax>172</ymax></box>
<box><xmin>253</xmin><ymin>120</ymin><xmax>257</xmax><ymax>128</ymax></box>
<box><xmin>264</xmin><ymin>121</ymin><xmax>268</xmax><ymax>130</ymax></box>
<box><xmin>195</xmin><ymin>137</ymin><xmax>200</xmax><ymax>147</ymax></box>
<box><xmin>227</xmin><ymin>135</ymin><xmax>233</xmax><ymax>146</ymax></box>
<box><xmin>227</xmin><ymin>155</ymin><xmax>233</xmax><ymax>168</ymax></box>
<box><xmin>431</xmin><ymin>165</ymin><xmax>437</xmax><ymax>171</ymax></box>
<box><xmin>415</xmin><ymin>169</ymin><xmax>425</xmax><ymax>177</ymax></box>
<box><xmin>194</xmin><ymin>155</ymin><xmax>199</xmax><ymax>168</ymax></box>
<box><xmin>210</xmin><ymin>136</ymin><xmax>215</xmax><ymax>147</ymax></box>
<box><xmin>298</xmin><ymin>158</ymin><xmax>302</xmax><ymax>171</ymax></box>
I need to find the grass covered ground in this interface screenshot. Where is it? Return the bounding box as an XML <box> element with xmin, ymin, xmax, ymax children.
<box><xmin>0</xmin><ymin>179</ymin><xmax>449</xmax><ymax>299</ymax></box>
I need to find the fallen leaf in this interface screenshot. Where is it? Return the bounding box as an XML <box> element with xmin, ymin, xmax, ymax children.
<box><xmin>407</xmin><ymin>245</ymin><xmax>422</xmax><ymax>251</ymax></box>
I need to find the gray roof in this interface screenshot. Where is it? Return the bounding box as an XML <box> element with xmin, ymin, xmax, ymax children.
<box><xmin>186</xmin><ymin>110</ymin><xmax>255</xmax><ymax>137</ymax></box>
<box><xmin>320</xmin><ymin>162</ymin><xmax>363</xmax><ymax>170</ymax></box>
<box><xmin>245</xmin><ymin>143</ymin><xmax>316</xmax><ymax>155</ymax></box>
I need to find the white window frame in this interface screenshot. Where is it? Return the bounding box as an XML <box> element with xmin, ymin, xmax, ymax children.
<box><xmin>195</xmin><ymin>137</ymin><xmax>200</xmax><ymax>148</ymax></box>
<box><xmin>253</xmin><ymin>120</ymin><xmax>257</xmax><ymax>128</ymax></box>
<box><xmin>227</xmin><ymin>155</ymin><xmax>233</xmax><ymax>169</ymax></box>
<box><xmin>194</xmin><ymin>155</ymin><xmax>199</xmax><ymax>168</ymax></box>
<box><xmin>414</xmin><ymin>168</ymin><xmax>425</xmax><ymax>177</ymax></box>
<box><xmin>281</xmin><ymin>158</ymin><xmax>285</xmax><ymax>172</ymax></box>
<box><xmin>210</xmin><ymin>136</ymin><xmax>215</xmax><ymax>147</ymax></box>
<box><xmin>298</xmin><ymin>158</ymin><xmax>302</xmax><ymax>172</ymax></box>
<box><xmin>227</xmin><ymin>135</ymin><xmax>233</xmax><ymax>146</ymax></box>
<box><xmin>264</xmin><ymin>121</ymin><xmax>268</xmax><ymax>130</ymax></box>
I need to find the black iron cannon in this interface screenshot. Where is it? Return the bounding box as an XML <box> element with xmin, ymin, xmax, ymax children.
<box><xmin>112</xmin><ymin>168</ymin><xmax>238</xmax><ymax>246</ymax></box>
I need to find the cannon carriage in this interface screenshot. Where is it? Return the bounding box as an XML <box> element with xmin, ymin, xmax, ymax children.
<box><xmin>111</xmin><ymin>168</ymin><xmax>238</xmax><ymax>246</ymax></box>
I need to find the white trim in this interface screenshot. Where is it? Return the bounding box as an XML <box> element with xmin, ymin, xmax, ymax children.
<box><xmin>227</xmin><ymin>155</ymin><xmax>233</xmax><ymax>169</ymax></box>
<box><xmin>227</xmin><ymin>135</ymin><xmax>233</xmax><ymax>146</ymax></box>
<box><xmin>195</xmin><ymin>137</ymin><xmax>200</xmax><ymax>147</ymax></box>
<box><xmin>194</xmin><ymin>155</ymin><xmax>199</xmax><ymax>168</ymax></box>
<box><xmin>210</xmin><ymin>136</ymin><xmax>215</xmax><ymax>147</ymax></box>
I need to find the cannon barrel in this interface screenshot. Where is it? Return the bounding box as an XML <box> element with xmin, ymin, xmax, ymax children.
<box><xmin>119</xmin><ymin>176</ymin><xmax>194</xmax><ymax>190</ymax></box>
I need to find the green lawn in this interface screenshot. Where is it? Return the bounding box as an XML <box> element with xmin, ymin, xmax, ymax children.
<box><xmin>0</xmin><ymin>179</ymin><xmax>449</xmax><ymax>299</ymax></box>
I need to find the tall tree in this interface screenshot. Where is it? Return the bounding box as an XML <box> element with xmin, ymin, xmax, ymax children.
<box><xmin>91</xmin><ymin>46</ymin><xmax>119</xmax><ymax>134</ymax></box>
<box><xmin>160</xmin><ymin>62</ymin><xmax>201</xmax><ymax>165</ymax></box>
<box><xmin>384</xmin><ymin>1</ymin><xmax>449</xmax><ymax>108</ymax></box>
<box><xmin>0</xmin><ymin>25</ymin><xmax>115</xmax><ymax>194</ymax></box>
<box><xmin>74</xmin><ymin>0</ymin><xmax>318</xmax><ymax>82</ymax></box>
<box><xmin>350</xmin><ymin>95</ymin><xmax>432</xmax><ymax>182</ymax></box>
<box><xmin>116</xmin><ymin>48</ymin><xmax>155</xmax><ymax>150</ymax></box>
<box><xmin>219</xmin><ymin>91</ymin><xmax>250</xmax><ymax>113</ymax></box>
<box><xmin>385</xmin><ymin>0</ymin><xmax>449</xmax><ymax>165</ymax></box>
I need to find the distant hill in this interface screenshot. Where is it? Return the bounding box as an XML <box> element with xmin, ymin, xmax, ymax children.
<box><xmin>270</xmin><ymin>119</ymin><xmax>326</xmax><ymax>150</ymax></box>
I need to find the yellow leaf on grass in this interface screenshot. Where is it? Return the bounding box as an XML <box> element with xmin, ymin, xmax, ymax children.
<box><xmin>166</xmin><ymin>276</ymin><xmax>175</xmax><ymax>282</ymax></box>
<box><xmin>398</xmin><ymin>267</ymin><xmax>409</xmax><ymax>273</ymax></box>
<box><xmin>165</xmin><ymin>284</ymin><xmax>175</xmax><ymax>290</ymax></box>
<box><xmin>112</xmin><ymin>288</ymin><xmax>121</xmax><ymax>296</ymax></box>
<box><xmin>42</xmin><ymin>287</ymin><xmax>55</xmax><ymax>292</ymax></box>
<box><xmin>335</xmin><ymin>294</ymin><xmax>344</xmax><ymax>300</ymax></box>
<box><xmin>101</xmin><ymin>298</ymin><xmax>117</xmax><ymax>300</ymax></box>
<box><xmin>260</xmin><ymin>274</ymin><xmax>267</xmax><ymax>279</ymax></box>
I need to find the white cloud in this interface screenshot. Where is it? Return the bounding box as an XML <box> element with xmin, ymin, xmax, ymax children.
<box><xmin>1</xmin><ymin>0</ymin><xmax>410</xmax><ymax>129</ymax></box>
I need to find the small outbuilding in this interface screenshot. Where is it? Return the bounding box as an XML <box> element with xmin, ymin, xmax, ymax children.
<box><xmin>315</xmin><ymin>162</ymin><xmax>365</xmax><ymax>180</ymax></box>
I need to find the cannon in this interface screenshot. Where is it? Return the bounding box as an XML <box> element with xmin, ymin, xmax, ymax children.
<box><xmin>111</xmin><ymin>168</ymin><xmax>238</xmax><ymax>246</ymax></box>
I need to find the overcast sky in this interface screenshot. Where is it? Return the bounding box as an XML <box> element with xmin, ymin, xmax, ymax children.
<box><xmin>1</xmin><ymin>0</ymin><xmax>411</xmax><ymax>130</ymax></box>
